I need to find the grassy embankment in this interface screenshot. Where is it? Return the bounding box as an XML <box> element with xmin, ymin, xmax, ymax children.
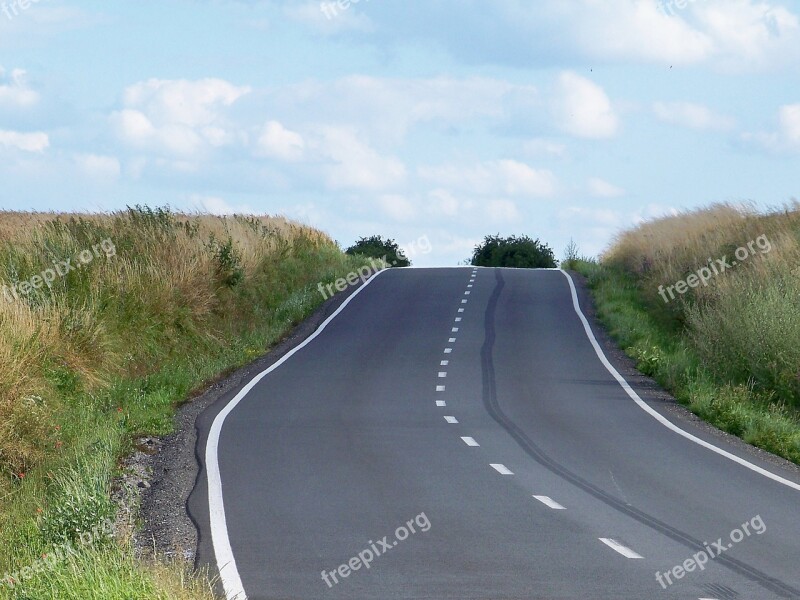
<box><xmin>0</xmin><ymin>207</ymin><xmax>370</xmax><ymax>598</ymax></box>
<box><xmin>567</xmin><ymin>203</ymin><xmax>800</xmax><ymax>464</ymax></box>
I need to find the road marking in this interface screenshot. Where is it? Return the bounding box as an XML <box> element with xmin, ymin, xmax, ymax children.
<box><xmin>205</xmin><ymin>269</ymin><xmax>390</xmax><ymax>600</ymax></box>
<box><xmin>490</xmin><ymin>463</ymin><xmax>513</xmax><ymax>475</ymax></box>
<box><xmin>440</xmin><ymin>360</ymin><xmax>449</xmax><ymax>366</ymax></box>
<box><xmin>452</xmin><ymin>327</ymin><xmax>459</xmax><ymax>332</ymax></box>
<box><xmin>560</xmin><ymin>269</ymin><xmax>800</xmax><ymax>493</ymax></box>
<box><xmin>461</xmin><ymin>299</ymin><xmax>468</xmax><ymax>304</ymax></box>
<box><xmin>464</xmin><ymin>291</ymin><xmax>471</xmax><ymax>295</ymax></box>
<box><xmin>468</xmin><ymin>285</ymin><xmax>473</xmax><ymax>288</ymax></box>
<box><xmin>438</xmin><ymin>372</ymin><xmax>447</xmax><ymax>378</ymax></box>
<box><xmin>436</xmin><ymin>385</ymin><xmax>445</xmax><ymax>391</ymax></box>
<box><xmin>444</xmin><ymin>416</ymin><xmax>458</xmax><ymax>424</ymax></box>
<box><xmin>455</xmin><ymin>317</ymin><xmax>462</xmax><ymax>322</ymax></box>
<box><xmin>598</xmin><ymin>538</ymin><xmax>644</xmax><ymax>559</ymax></box>
<box><xmin>458</xmin><ymin>308</ymin><xmax>464</xmax><ymax>313</ymax></box>
<box><xmin>449</xmin><ymin>337</ymin><xmax>457</xmax><ymax>342</ymax></box>
<box><xmin>444</xmin><ymin>348</ymin><xmax>452</xmax><ymax>353</ymax></box>
<box><xmin>436</xmin><ymin>400</ymin><xmax>447</xmax><ymax>407</ymax></box>
<box><xmin>461</xmin><ymin>436</ymin><xmax>480</xmax><ymax>447</ymax></box>
<box><xmin>532</xmin><ymin>495</ymin><xmax>566</xmax><ymax>510</ymax></box>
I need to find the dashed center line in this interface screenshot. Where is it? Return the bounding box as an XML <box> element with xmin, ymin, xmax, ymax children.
<box><xmin>451</xmin><ymin>327</ymin><xmax>459</xmax><ymax>332</ymax></box>
<box><xmin>598</xmin><ymin>538</ymin><xmax>644</xmax><ymax>559</ymax></box>
<box><xmin>436</xmin><ymin>385</ymin><xmax>446</xmax><ymax>392</ymax></box>
<box><xmin>448</xmin><ymin>337</ymin><xmax>457</xmax><ymax>342</ymax></box>
<box><xmin>438</xmin><ymin>372</ymin><xmax>447</xmax><ymax>378</ymax></box>
<box><xmin>436</xmin><ymin>400</ymin><xmax>447</xmax><ymax>407</ymax></box>
<box><xmin>532</xmin><ymin>495</ymin><xmax>566</xmax><ymax>510</ymax></box>
<box><xmin>490</xmin><ymin>463</ymin><xmax>514</xmax><ymax>475</ymax></box>
<box><xmin>455</xmin><ymin>317</ymin><xmax>462</xmax><ymax>322</ymax></box>
<box><xmin>461</xmin><ymin>436</ymin><xmax>480</xmax><ymax>447</ymax></box>
<box><xmin>444</xmin><ymin>416</ymin><xmax>458</xmax><ymax>424</ymax></box>
<box><xmin>461</xmin><ymin>299</ymin><xmax>468</xmax><ymax>304</ymax></box>
<box><xmin>444</xmin><ymin>348</ymin><xmax>452</xmax><ymax>354</ymax></box>
<box><xmin>464</xmin><ymin>291</ymin><xmax>471</xmax><ymax>295</ymax></box>
<box><xmin>440</xmin><ymin>360</ymin><xmax>449</xmax><ymax>366</ymax></box>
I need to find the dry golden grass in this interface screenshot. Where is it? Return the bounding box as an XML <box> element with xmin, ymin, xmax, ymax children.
<box><xmin>0</xmin><ymin>209</ymin><xmax>337</xmax><ymax>476</ymax></box>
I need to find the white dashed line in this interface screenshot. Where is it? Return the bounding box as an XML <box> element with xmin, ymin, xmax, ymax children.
<box><xmin>444</xmin><ymin>416</ymin><xmax>458</xmax><ymax>424</ymax></box>
<box><xmin>461</xmin><ymin>299</ymin><xmax>468</xmax><ymax>304</ymax></box>
<box><xmin>490</xmin><ymin>463</ymin><xmax>513</xmax><ymax>475</ymax></box>
<box><xmin>444</xmin><ymin>348</ymin><xmax>452</xmax><ymax>353</ymax></box>
<box><xmin>440</xmin><ymin>360</ymin><xmax>449</xmax><ymax>366</ymax></box>
<box><xmin>461</xmin><ymin>437</ymin><xmax>480</xmax><ymax>447</ymax></box>
<box><xmin>598</xmin><ymin>538</ymin><xmax>644</xmax><ymax>559</ymax></box>
<box><xmin>438</xmin><ymin>372</ymin><xmax>447</xmax><ymax>378</ymax></box>
<box><xmin>436</xmin><ymin>385</ymin><xmax>445</xmax><ymax>392</ymax></box>
<box><xmin>455</xmin><ymin>317</ymin><xmax>462</xmax><ymax>322</ymax></box>
<box><xmin>458</xmin><ymin>308</ymin><xmax>464</xmax><ymax>313</ymax></box>
<box><xmin>452</xmin><ymin>327</ymin><xmax>459</xmax><ymax>332</ymax></box>
<box><xmin>449</xmin><ymin>337</ymin><xmax>457</xmax><ymax>342</ymax></box>
<box><xmin>436</xmin><ymin>400</ymin><xmax>447</xmax><ymax>407</ymax></box>
<box><xmin>532</xmin><ymin>495</ymin><xmax>566</xmax><ymax>510</ymax></box>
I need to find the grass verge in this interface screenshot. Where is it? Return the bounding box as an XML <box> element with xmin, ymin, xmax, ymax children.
<box><xmin>0</xmin><ymin>207</ymin><xmax>372</xmax><ymax>598</ymax></box>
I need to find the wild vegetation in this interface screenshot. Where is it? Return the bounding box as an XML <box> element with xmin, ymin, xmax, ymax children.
<box><xmin>471</xmin><ymin>235</ymin><xmax>556</xmax><ymax>268</ymax></box>
<box><xmin>572</xmin><ymin>202</ymin><xmax>800</xmax><ymax>464</ymax></box>
<box><xmin>0</xmin><ymin>207</ymin><xmax>366</xmax><ymax>598</ymax></box>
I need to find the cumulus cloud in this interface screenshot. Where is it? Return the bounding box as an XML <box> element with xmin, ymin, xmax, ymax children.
<box><xmin>0</xmin><ymin>68</ymin><xmax>39</xmax><ymax>108</ymax></box>
<box><xmin>256</xmin><ymin>120</ymin><xmax>305</xmax><ymax>161</ymax></box>
<box><xmin>0</xmin><ymin>130</ymin><xmax>49</xmax><ymax>152</ymax></box>
<box><xmin>553</xmin><ymin>72</ymin><xmax>618</xmax><ymax>139</ymax></box>
<box><xmin>653</xmin><ymin>101</ymin><xmax>734</xmax><ymax>131</ymax></box>
<box><xmin>378</xmin><ymin>194</ymin><xmax>417</xmax><ymax>221</ymax></box>
<box><xmin>74</xmin><ymin>154</ymin><xmax>121</xmax><ymax>180</ymax></box>
<box><xmin>419</xmin><ymin>159</ymin><xmax>557</xmax><ymax>198</ymax></box>
<box><xmin>588</xmin><ymin>177</ymin><xmax>626</xmax><ymax>198</ymax></box>
<box><xmin>743</xmin><ymin>103</ymin><xmax>800</xmax><ymax>153</ymax></box>
<box><xmin>319</xmin><ymin>126</ymin><xmax>406</xmax><ymax>190</ymax></box>
<box><xmin>110</xmin><ymin>78</ymin><xmax>251</xmax><ymax>158</ymax></box>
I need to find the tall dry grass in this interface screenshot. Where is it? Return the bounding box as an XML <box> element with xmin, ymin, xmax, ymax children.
<box><xmin>602</xmin><ymin>202</ymin><xmax>800</xmax><ymax>405</ymax></box>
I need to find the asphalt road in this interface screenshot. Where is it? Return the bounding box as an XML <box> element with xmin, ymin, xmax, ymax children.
<box><xmin>189</xmin><ymin>267</ymin><xmax>800</xmax><ymax>600</ymax></box>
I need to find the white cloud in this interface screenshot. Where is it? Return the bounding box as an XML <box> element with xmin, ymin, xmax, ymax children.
<box><xmin>111</xmin><ymin>78</ymin><xmax>250</xmax><ymax>158</ymax></box>
<box><xmin>285</xmin><ymin>1</ymin><xmax>375</xmax><ymax>33</ymax></box>
<box><xmin>487</xmin><ymin>199</ymin><xmax>520</xmax><ymax>222</ymax></box>
<box><xmin>187</xmin><ymin>194</ymin><xmax>254</xmax><ymax>215</ymax></box>
<box><xmin>653</xmin><ymin>101</ymin><xmax>734</xmax><ymax>131</ymax></box>
<box><xmin>588</xmin><ymin>177</ymin><xmax>625</xmax><ymax>198</ymax></box>
<box><xmin>0</xmin><ymin>68</ymin><xmax>39</xmax><ymax>108</ymax></box>
<box><xmin>426</xmin><ymin>189</ymin><xmax>461</xmax><ymax>217</ymax></box>
<box><xmin>744</xmin><ymin>103</ymin><xmax>800</xmax><ymax>153</ymax></box>
<box><xmin>419</xmin><ymin>159</ymin><xmax>556</xmax><ymax>198</ymax></box>
<box><xmin>74</xmin><ymin>154</ymin><xmax>121</xmax><ymax>180</ymax></box>
<box><xmin>256</xmin><ymin>120</ymin><xmax>305</xmax><ymax>161</ymax></box>
<box><xmin>319</xmin><ymin>127</ymin><xmax>406</xmax><ymax>190</ymax></box>
<box><xmin>553</xmin><ymin>72</ymin><xmax>618</xmax><ymax>139</ymax></box>
<box><xmin>0</xmin><ymin>130</ymin><xmax>49</xmax><ymax>152</ymax></box>
<box><xmin>523</xmin><ymin>138</ymin><xmax>567</xmax><ymax>158</ymax></box>
<box><xmin>378</xmin><ymin>194</ymin><xmax>417</xmax><ymax>222</ymax></box>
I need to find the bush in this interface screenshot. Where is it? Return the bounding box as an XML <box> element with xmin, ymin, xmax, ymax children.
<box><xmin>346</xmin><ymin>236</ymin><xmax>410</xmax><ymax>267</ymax></box>
<box><xmin>470</xmin><ymin>235</ymin><xmax>556</xmax><ymax>268</ymax></box>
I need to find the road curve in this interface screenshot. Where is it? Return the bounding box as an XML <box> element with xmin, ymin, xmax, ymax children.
<box><xmin>188</xmin><ymin>267</ymin><xmax>800</xmax><ymax>600</ymax></box>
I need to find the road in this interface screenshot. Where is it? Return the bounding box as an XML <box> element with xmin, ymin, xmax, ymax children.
<box><xmin>189</xmin><ymin>267</ymin><xmax>800</xmax><ymax>600</ymax></box>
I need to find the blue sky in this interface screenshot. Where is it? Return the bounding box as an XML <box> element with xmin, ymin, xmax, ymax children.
<box><xmin>1</xmin><ymin>0</ymin><xmax>799</xmax><ymax>265</ymax></box>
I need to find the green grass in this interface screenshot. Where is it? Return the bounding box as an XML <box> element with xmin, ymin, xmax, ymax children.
<box><xmin>0</xmin><ymin>209</ymin><xmax>372</xmax><ymax>598</ymax></box>
<box><xmin>571</xmin><ymin>259</ymin><xmax>800</xmax><ymax>465</ymax></box>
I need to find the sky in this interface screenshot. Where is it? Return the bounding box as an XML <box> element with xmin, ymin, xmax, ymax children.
<box><xmin>0</xmin><ymin>0</ymin><xmax>799</xmax><ymax>265</ymax></box>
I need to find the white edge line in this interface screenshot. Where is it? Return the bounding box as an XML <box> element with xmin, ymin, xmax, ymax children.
<box><xmin>559</xmin><ymin>269</ymin><xmax>800</xmax><ymax>493</ymax></box>
<box><xmin>205</xmin><ymin>269</ymin><xmax>389</xmax><ymax>599</ymax></box>
<box><xmin>598</xmin><ymin>538</ymin><xmax>644</xmax><ymax>559</ymax></box>
<box><xmin>532</xmin><ymin>495</ymin><xmax>566</xmax><ymax>510</ymax></box>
